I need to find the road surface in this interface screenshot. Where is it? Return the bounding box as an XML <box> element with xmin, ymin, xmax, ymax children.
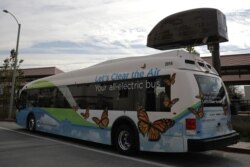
<box><xmin>0</xmin><ymin>121</ymin><xmax>249</xmax><ymax>167</ymax></box>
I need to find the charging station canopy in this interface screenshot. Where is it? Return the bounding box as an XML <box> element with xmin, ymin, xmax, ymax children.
<box><xmin>147</xmin><ymin>8</ymin><xmax>228</xmax><ymax>50</ymax></box>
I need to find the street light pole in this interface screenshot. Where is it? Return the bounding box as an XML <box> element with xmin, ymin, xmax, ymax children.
<box><xmin>3</xmin><ymin>10</ymin><xmax>21</xmax><ymax>119</ymax></box>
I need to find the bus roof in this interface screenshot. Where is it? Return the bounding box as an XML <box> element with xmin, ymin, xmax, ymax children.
<box><xmin>23</xmin><ymin>50</ymin><xmax>217</xmax><ymax>89</ymax></box>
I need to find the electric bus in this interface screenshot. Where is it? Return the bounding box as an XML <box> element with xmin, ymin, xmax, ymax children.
<box><xmin>16</xmin><ymin>50</ymin><xmax>239</xmax><ymax>154</ymax></box>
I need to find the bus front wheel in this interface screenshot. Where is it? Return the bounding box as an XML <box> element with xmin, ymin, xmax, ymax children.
<box><xmin>27</xmin><ymin>115</ymin><xmax>36</xmax><ymax>132</ymax></box>
<box><xmin>114</xmin><ymin>125</ymin><xmax>138</xmax><ymax>155</ymax></box>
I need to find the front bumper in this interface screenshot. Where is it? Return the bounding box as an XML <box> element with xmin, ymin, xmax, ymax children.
<box><xmin>188</xmin><ymin>132</ymin><xmax>240</xmax><ymax>152</ymax></box>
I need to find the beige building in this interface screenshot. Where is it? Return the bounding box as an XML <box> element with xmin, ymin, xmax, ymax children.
<box><xmin>203</xmin><ymin>53</ymin><xmax>250</xmax><ymax>85</ymax></box>
<box><xmin>22</xmin><ymin>67</ymin><xmax>64</xmax><ymax>84</ymax></box>
<box><xmin>0</xmin><ymin>67</ymin><xmax>64</xmax><ymax>115</ymax></box>
<box><xmin>0</xmin><ymin>66</ymin><xmax>63</xmax><ymax>97</ymax></box>
<box><xmin>245</xmin><ymin>86</ymin><xmax>250</xmax><ymax>100</ymax></box>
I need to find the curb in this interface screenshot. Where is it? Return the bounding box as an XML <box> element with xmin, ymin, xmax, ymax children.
<box><xmin>219</xmin><ymin>147</ymin><xmax>250</xmax><ymax>154</ymax></box>
<box><xmin>0</xmin><ymin>119</ymin><xmax>15</xmax><ymax>122</ymax></box>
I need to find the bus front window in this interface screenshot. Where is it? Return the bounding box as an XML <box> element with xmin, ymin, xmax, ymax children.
<box><xmin>17</xmin><ymin>90</ymin><xmax>27</xmax><ymax>110</ymax></box>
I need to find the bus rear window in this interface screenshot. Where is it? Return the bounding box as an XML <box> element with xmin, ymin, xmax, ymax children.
<box><xmin>194</xmin><ymin>75</ymin><xmax>225</xmax><ymax>106</ymax></box>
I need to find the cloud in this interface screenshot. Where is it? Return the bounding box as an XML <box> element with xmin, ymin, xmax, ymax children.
<box><xmin>20</xmin><ymin>37</ymin><xmax>152</xmax><ymax>55</ymax></box>
<box><xmin>39</xmin><ymin>114</ymin><xmax>60</xmax><ymax>130</ymax></box>
<box><xmin>17</xmin><ymin>53</ymin><xmax>105</xmax><ymax>72</ymax></box>
<box><xmin>31</xmin><ymin>41</ymin><xmax>81</xmax><ymax>49</ymax></box>
<box><xmin>1</xmin><ymin>0</ymin><xmax>250</xmax><ymax>71</ymax></box>
<box><xmin>71</xmin><ymin>128</ymin><xmax>103</xmax><ymax>143</ymax></box>
<box><xmin>226</xmin><ymin>9</ymin><xmax>250</xmax><ymax>25</ymax></box>
<box><xmin>197</xmin><ymin>44</ymin><xmax>248</xmax><ymax>56</ymax></box>
<box><xmin>151</xmin><ymin>143</ymin><xmax>162</xmax><ymax>151</ymax></box>
<box><xmin>86</xmin><ymin>131</ymin><xmax>102</xmax><ymax>142</ymax></box>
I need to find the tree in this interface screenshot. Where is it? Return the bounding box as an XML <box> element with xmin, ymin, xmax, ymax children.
<box><xmin>0</xmin><ymin>49</ymin><xmax>24</xmax><ymax>119</ymax></box>
<box><xmin>227</xmin><ymin>85</ymin><xmax>244</xmax><ymax>100</ymax></box>
<box><xmin>185</xmin><ymin>46</ymin><xmax>200</xmax><ymax>55</ymax></box>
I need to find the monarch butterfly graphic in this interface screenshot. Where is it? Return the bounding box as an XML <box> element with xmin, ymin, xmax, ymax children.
<box><xmin>81</xmin><ymin>108</ymin><xmax>90</xmax><ymax>119</ymax></box>
<box><xmin>164</xmin><ymin>73</ymin><xmax>176</xmax><ymax>86</ymax></box>
<box><xmin>163</xmin><ymin>95</ymin><xmax>179</xmax><ymax>108</ymax></box>
<box><xmin>141</xmin><ymin>63</ymin><xmax>146</xmax><ymax>69</ymax></box>
<box><xmin>92</xmin><ymin>109</ymin><xmax>109</xmax><ymax>129</ymax></box>
<box><xmin>188</xmin><ymin>105</ymin><xmax>204</xmax><ymax>118</ymax></box>
<box><xmin>137</xmin><ymin>106</ymin><xmax>175</xmax><ymax>141</ymax></box>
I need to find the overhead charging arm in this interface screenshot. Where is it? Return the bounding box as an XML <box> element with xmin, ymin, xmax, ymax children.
<box><xmin>147</xmin><ymin>8</ymin><xmax>229</xmax><ymax>76</ymax></box>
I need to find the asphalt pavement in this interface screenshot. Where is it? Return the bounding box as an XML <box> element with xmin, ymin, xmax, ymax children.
<box><xmin>0</xmin><ymin>121</ymin><xmax>250</xmax><ymax>167</ymax></box>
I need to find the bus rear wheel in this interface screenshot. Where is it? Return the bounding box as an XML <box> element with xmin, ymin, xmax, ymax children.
<box><xmin>114</xmin><ymin>125</ymin><xmax>138</xmax><ymax>155</ymax></box>
<box><xmin>27</xmin><ymin>115</ymin><xmax>36</xmax><ymax>132</ymax></box>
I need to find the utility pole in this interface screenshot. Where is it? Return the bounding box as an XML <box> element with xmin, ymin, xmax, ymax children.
<box><xmin>3</xmin><ymin>10</ymin><xmax>21</xmax><ymax>119</ymax></box>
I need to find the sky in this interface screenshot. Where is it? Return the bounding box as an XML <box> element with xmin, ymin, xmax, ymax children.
<box><xmin>0</xmin><ymin>0</ymin><xmax>250</xmax><ymax>72</ymax></box>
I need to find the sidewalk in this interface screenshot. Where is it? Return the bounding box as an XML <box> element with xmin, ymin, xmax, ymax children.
<box><xmin>222</xmin><ymin>142</ymin><xmax>250</xmax><ymax>154</ymax></box>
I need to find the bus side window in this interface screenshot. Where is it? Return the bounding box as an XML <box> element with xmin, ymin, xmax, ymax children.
<box><xmin>155</xmin><ymin>76</ymin><xmax>171</xmax><ymax>112</ymax></box>
<box><xmin>54</xmin><ymin>88</ymin><xmax>70</xmax><ymax>108</ymax></box>
<box><xmin>27</xmin><ymin>89</ymin><xmax>39</xmax><ymax>107</ymax></box>
<box><xmin>146</xmin><ymin>79</ymin><xmax>156</xmax><ymax>111</ymax></box>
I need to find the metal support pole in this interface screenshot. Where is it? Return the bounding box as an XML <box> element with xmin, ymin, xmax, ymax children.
<box><xmin>208</xmin><ymin>43</ymin><xmax>221</xmax><ymax>76</ymax></box>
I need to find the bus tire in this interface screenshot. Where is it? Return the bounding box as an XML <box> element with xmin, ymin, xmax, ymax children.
<box><xmin>27</xmin><ymin>114</ymin><xmax>36</xmax><ymax>132</ymax></box>
<box><xmin>114</xmin><ymin>125</ymin><xmax>138</xmax><ymax>155</ymax></box>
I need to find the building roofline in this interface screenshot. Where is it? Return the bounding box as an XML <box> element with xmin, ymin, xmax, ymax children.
<box><xmin>202</xmin><ymin>53</ymin><xmax>250</xmax><ymax>58</ymax></box>
<box><xmin>21</xmin><ymin>66</ymin><xmax>63</xmax><ymax>71</ymax></box>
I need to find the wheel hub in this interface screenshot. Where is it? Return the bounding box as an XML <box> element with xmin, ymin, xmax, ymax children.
<box><xmin>118</xmin><ymin>130</ymin><xmax>131</xmax><ymax>150</ymax></box>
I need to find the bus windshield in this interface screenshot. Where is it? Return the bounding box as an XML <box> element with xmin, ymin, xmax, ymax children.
<box><xmin>195</xmin><ymin>75</ymin><xmax>226</xmax><ymax>106</ymax></box>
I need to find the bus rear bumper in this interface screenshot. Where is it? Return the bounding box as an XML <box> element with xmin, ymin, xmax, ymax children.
<box><xmin>188</xmin><ymin>132</ymin><xmax>240</xmax><ymax>152</ymax></box>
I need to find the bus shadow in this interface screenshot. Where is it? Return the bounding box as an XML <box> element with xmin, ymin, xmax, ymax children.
<box><xmin>17</xmin><ymin>129</ymin><xmax>243</xmax><ymax>167</ymax></box>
